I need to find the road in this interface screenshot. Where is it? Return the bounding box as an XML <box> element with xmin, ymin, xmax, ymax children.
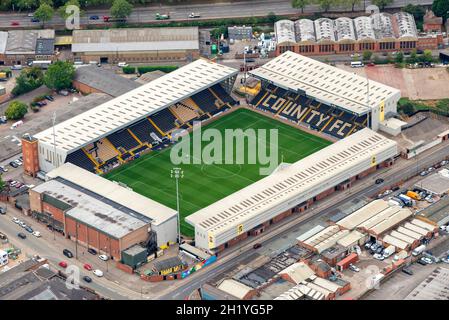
<box><xmin>157</xmin><ymin>140</ymin><xmax>449</xmax><ymax>300</ymax></box>
<box><xmin>0</xmin><ymin>208</ymin><xmax>132</xmax><ymax>300</ymax></box>
<box><xmin>0</xmin><ymin>0</ymin><xmax>434</xmax><ymax>28</ymax></box>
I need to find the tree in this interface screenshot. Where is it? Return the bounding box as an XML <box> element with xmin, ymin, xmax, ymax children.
<box><xmin>422</xmin><ymin>49</ymin><xmax>434</xmax><ymax>63</ymax></box>
<box><xmin>362</xmin><ymin>50</ymin><xmax>373</xmax><ymax>61</ymax></box>
<box><xmin>15</xmin><ymin>0</ymin><xmax>37</xmax><ymax>11</ymax></box>
<box><xmin>12</xmin><ymin>67</ymin><xmax>44</xmax><ymax>96</ymax></box>
<box><xmin>292</xmin><ymin>0</ymin><xmax>310</xmax><ymax>13</ymax></box>
<box><xmin>313</xmin><ymin>0</ymin><xmax>334</xmax><ymax>12</ymax></box>
<box><xmin>267</xmin><ymin>12</ymin><xmax>277</xmax><ymax>24</ymax></box>
<box><xmin>400</xmin><ymin>102</ymin><xmax>415</xmax><ymax>115</ymax></box>
<box><xmin>340</xmin><ymin>0</ymin><xmax>361</xmax><ymax>12</ymax></box>
<box><xmin>110</xmin><ymin>0</ymin><xmax>133</xmax><ymax>20</ymax></box>
<box><xmin>58</xmin><ymin>0</ymin><xmax>83</xmax><ymax>19</ymax></box>
<box><xmin>395</xmin><ymin>51</ymin><xmax>404</xmax><ymax>63</ymax></box>
<box><xmin>5</xmin><ymin>101</ymin><xmax>28</xmax><ymax>120</ymax></box>
<box><xmin>432</xmin><ymin>0</ymin><xmax>449</xmax><ymax>22</ymax></box>
<box><xmin>0</xmin><ymin>175</ymin><xmax>5</xmax><ymax>192</ymax></box>
<box><xmin>371</xmin><ymin>0</ymin><xmax>393</xmax><ymax>10</ymax></box>
<box><xmin>44</xmin><ymin>61</ymin><xmax>75</xmax><ymax>91</ymax></box>
<box><xmin>34</xmin><ymin>3</ymin><xmax>54</xmax><ymax>27</ymax></box>
<box><xmin>402</xmin><ymin>4</ymin><xmax>425</xmax><ymax>21</ymax></box>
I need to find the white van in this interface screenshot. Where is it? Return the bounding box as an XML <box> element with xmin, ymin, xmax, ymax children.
<box><xmin>10</xmin><ymin>120</ymin><xmax>23</xmax><ymax>130</ymax></box>
<box><xmin>412</xmin><ymin>244</ymin><xmax>426</xmax><ymax>256</ymax></box>
<box><xmin>351</xmin><ymin>61</ymin><xmax>364</xmax><ymax>68</ymax></box>
<box><xmin>118</xmin><ymin>62</ymin><xmax>129</xmax><ymax>67</ymax></box>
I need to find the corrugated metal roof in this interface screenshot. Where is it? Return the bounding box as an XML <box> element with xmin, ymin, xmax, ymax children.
<box><xmin>217</xmin><ymin>279</ymin><xmax>253</xmax><ymax>300</ymax></box>
<box><xmin>410</xmin><ymin>219</ymin><xmax>436</xmax><ymax>232</ymax></box>
<box><xmin>278</xmin><ymin>262</ymin><xmax>315</xmax><ymax>284</ymax></box>
<box><xmin>382</xmin><ymin>234</ymin><xmax>409</xmax><ymax>250</ymax></box>
<box><xmin>337</xmin><ymin>230</ymin><xmax>365</xmax><ymax>248</ymax></box>
<box><xmin>337</xmin><ymin>199</ymin><xmax>390</xmax><ymax>230</ymax></box>
<box><xmin>296</xmin><ymin>225</ymin><xmax>325</xmax><ymax>242</ymax></box>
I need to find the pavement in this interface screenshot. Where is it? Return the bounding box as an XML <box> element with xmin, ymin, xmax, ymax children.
<box><xmin>0</xmin><ymin>0</ymin><xmax>434</xmax><ymax>29</ymax></box>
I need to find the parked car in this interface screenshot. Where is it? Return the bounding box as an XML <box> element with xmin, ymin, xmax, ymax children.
<box><xmin>19</xmin><ymin>221</ymin><xmax>27</xmax><ymax>228</ymax></box>
<box><xmin>0</xmin><ymin>166</ymin><xmax>8</xmax><ymax>173</ymax></box>
<box><xmin>370</xmin><ymin>243</ymin><xmax>380</xmax><ymax>251</ymax></box>
<box><xmin>253</xmin><ymin>243</ymin><xmax>262</xmax><ymax>249</ymax></box>
<box><xmin>392</xmin><ymin>186</ymin><xmax>400</xmax><ymax>192</ymax></box>
<box><xmin>93</xmin><ymin>269</ymin><xmax>103</xmax><ymax>277</ymax></box>
<box><xmin>59</xmin><ymin>261</ymin><xmax>68</xmax><ymax>268</ymax></box>
<box><xmin>63</xmin><ymin>249</ymin><xmax>74</xmax><ymax>258</ymax></box>
<box><xmin>117</xmin><ymin>62</ymin><xmax>129</xmax><ymax>67</ymax></box>
<box><xmin>25</xmin><ymin>226</ymin><xmax>33</xmax><ymax>233</ymax></box>
<box><xmin>58</xmin><ymin>90</ymin><xmax>69</xmax><ymax>96</ymax></box>
<box><xmin>349</xmin><ymin>263</ymin><xmax>360</xmax><ymax>272</ymax></box>
<box><xmin>402</xmin><ymin>267</ymin><xmax>414</xmax><ymax>275</ymax></box>
<box><xmin>12</xmin><ymin>217</ymin><xmax>20</xmax><ymax>224</ymax></box>
<box><xmin>18</xmin><ymin>232</ymin><xmax>26</xmax><ymax>239</ymax></box>
<box><xmin>373</xmin><ymin>253</ymin><xmax>384</xmax><ymax>260</ymax></box>
<box><xmin>83</xmin><ymin>263</ymin><xmax>93</xmax><ymax>271</ymax></box>
<box><xmin>0</xmin><ymin>207</ymin><xmax>5</xmax><ymax>215</ymax></box>
<box><xmin>83</xmin><ymin>276</ymin><xmax>93</xmax><ymax>283</ymax></box>
<box><xmin>87</xmin><ymin>248</ymin><xmax>97</xmax><ymax>255</ymax></box>
<box><xmin>441</xmin><ymin>257</ymin><xmax>449</xmax><ymax>264</ymax></box>
<box><xmin>45</xmin><ymin>95</ymin><xmax>54</xmax><ymax>101</ymax></box>
<box><xmin>375</xmin><ymin>246</ymin><xmax>384</xmax><ymax>254</ymax></box>
<box><xmin>98</xmin><ymin>254</ymin><xmax>109</xmax><ymax>261</ymax></box>
<box><xmin>420</xmin><ymin>171</ymin><xmax>428</xmax><ymax>176</ymax></box>
<box><xmin>9</xmin><ymin>161</ymin><xmax>19</xmax><ymax>168</ymax></box>
<box><xmin>364</xmin><ymin>241</ymin><xmax>373</xmax><ymax>250</ymax></box>
<box><xmin>375</xmin><ymin>178</ymin><xmax>384</xmax><ymax>184</ymax></box>
<box><xmin>419</xmin><ymin>257</ymin><xmax>433</xmax><ymax>265</ymax></box>
<box><xmin>32</xmin><ymin>231</ymin><xmax>41</xmax><ymax>238</ymax></box>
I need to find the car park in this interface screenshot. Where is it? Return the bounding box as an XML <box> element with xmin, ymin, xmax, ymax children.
<box><xmin>98</xmin><ymin>254</ymin><xmax>109</xmax><ymax>261</ymax></box>
<box><xmin>59</xmin><ymin>261</ymin><xmax>68</xmax><ymax>268</ymax></box>
<box><xmin>93</xmin><ymin>269</ymin><xmax>103</xmax><ymax>277</ymax></box>
<box><xmin>63</xmin><ymin>249</ymin><xmax>74</xmax><ymax>258</ymax></box>
<box><xmin>18</xmin><ymin>232</ymin><xmax>26</xmax><ymax>239</ymax></box>
<box><xmin>88</xmin><ymin>248</ymin><xmax>97</xmax><ymax>255</ymax></box>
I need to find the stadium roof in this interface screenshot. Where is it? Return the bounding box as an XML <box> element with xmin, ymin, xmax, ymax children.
<box><xmin>249</xmin><ymin>51</ymin><xmax>400</xmax><ymax>115</ymax></box>
<box><xmin>34</xmin><ymin>58</ymin><xmax>238</xmax><ymax>153</ymax></box>
<box><xmin>72</xmin><ymin>27</ymin><xmax>199</xmax><ymax>53</ymax></box>
<box><xmin>46</xmin><ymin>163</ymin><xmax>177</xmax><ymax>225</ymax></box>
<box><xmin>186</xmin><ymin>128</ymin><xmax>398</xmax><ymax>236</ymax></box>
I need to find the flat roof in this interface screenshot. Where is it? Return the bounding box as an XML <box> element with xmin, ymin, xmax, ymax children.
<box><xmin>419</xmin><ymin>196</ymin><xmax>449</xmax><ymax>226</ymax></box>
<box><xmin>5</xmin><ymin>29</ymin><xmax>54</xmax><ymax>54</ymax></box>
<box><xmin>217</xmin><ymin>279</ymin><xmax>253</xmax><ymax>300</ymax></box>
<box><xmin>46</xmin><ymin>163</ymin><xmax>177</xmax><ymax>225</ymax></box>
<box><xmin>72</xmin><ymin>27</ymin><xmax>199</xmax><ymax>53</ymax></box>
<box><xmin>74</xmin><ymin>65</ymin><xmax>141</xmax><ymax>97</ymax></box>
<box><xmin>249</xmin><ymin>51</ymin><xmax>400</xmax><ymax>115</ymax></box>
<box><xmin>35</xmin><ymin>58</ymin><xmax>238</xmax><ymax>153</ymax></box>
<box><xmin>415</xmin><ymin>169</ymin><xmax>449</xmax><ymax>195</ymax></box>
<box><xmin>187</xmin><ymin>129</ymin><xmax>397</xmax><ymax>237</ymax></box>
<box><xmin>33</xmin><ymin>179</ymin><xmax>147</xmax><ymax>239</ymax></box>
<box><xmin>279</xmin><ymin>262</ymin><xmax>315</xmax><ymax>284</ymax></box>
<box><xmin>405</xmin><ymin>267</ymin><xmax>449</xmax><ymax>300</ymax></box>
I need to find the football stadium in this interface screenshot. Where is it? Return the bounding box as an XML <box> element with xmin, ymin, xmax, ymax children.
<box><xmin>23</xmin><ymin>51</ymin><xmax>400</xmax><ymax>253</ymax></box>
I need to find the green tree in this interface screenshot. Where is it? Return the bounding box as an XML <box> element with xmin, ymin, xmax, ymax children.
<box><xmin>15</xmin><ymin>0</ymin><xmax>37</xmax><ymax>11</ymax></box>
<box><xmin>292</xmin><ymin>0</ymin><xmax>310</xmax><ymax>13</ymax></box>
<box><xmin>400</xmin><ymin>102</ymin><xmax>415</xmax><ymax>115</ymax></box>
<box><xmin>58</xmin><ymin>0</ymin><xmax>83</xmax><ymax>19</ymax></box>
<box><xmin>34</xmin><ymin>3</ymin><xmax>54</xmax><ymax>27</ymax></box>
<box><xmin>110</xmin><ymin>0</ymin><xmax>133</xmax><ymax>20</ymax></box>
<box><xmin>362</xmin><ymin>50</ymin><xmax>373</xmax><ymax>61</ymax></box>
<box><xmin>395</xmin><ymin>51</ymin><xmax>404</xmax><ymax>63</ymax></box>
<box><xmin>267</xmin><ymin>12</ymin><xmax>277</xmax><ymax>24</ymax></box>
<box><xmin>11</xmin><ymin>67</ymin><xmax>44</xmax><ymax>96</ymax></box>
<box><xmin>5</xmin><ymin>101</ymin><xmax>28</xmax><ymax>120</ymax></box>
<box><xmin>372</xmin><ymin>0</ymin><xmax>393</xmax><ymax>10</ymax></box>
<box><xmin>432</xmin><ymin>0</ymin><xmax>449</xmax><ymax>21</ymax></box>
<box><xmin>422</xmin><ymin>49</ymin><xmax>434</xmax><ymax>63</ymax></box>
<box><xmin>402</xmin><ymin>4</ymin><xmax>425</xmax><ymax>21</ymax></box>
<box><xmin>0</xmin><ymin>175</ymin><xmax>5</xmax><ymax>191</ymax></box>
<box><xmin>313</xmin><ymin>0</ymin><xmax>334</xmax><ymax>12</ymax></box>
<box><xmin>44</xmin><ymin>61</ymin><xmax>75</xmax><ymax>90</ymax></box>
<box><xmin>340</xmin><ymin>0</ymin><xmax>361</xmax><ymax>12</ymax></box>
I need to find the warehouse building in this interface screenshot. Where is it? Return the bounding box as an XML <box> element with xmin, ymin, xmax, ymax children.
<box><xmin>275</xmin><ymin>12</ymin><xmax>442</xmax><ymax>56</ymax></box>
<box><xmin>29</xmin><ymin>163</ymin><xmax>177</xmax><ymax>259</ymax></box>
<box><xmin>73</xmin><ymin>65</ymin><xmax>141</xmax><ymax>97</ymax></box>
<box><xmin>415</xmin><ymin>168</ymin><xmax>449</xmax><ymax>196</ymax></box>
<box><xmin>216</xmin><ymin>279</ymin><xmax>256</xmax><ymax>300</ymax></box>
<box><xmin>187</xmin><ymin>128</ymin><xmax>398</xmax><ymax>252</ymax></box>
<box><xmin>0</xmin><ymin>29</ymin><xmax>55</xmax><ymax>66</ymax></box>
<box><xmin>249</xmin><ymin>51</ymin><xmax>401</xmax><ymax>132</ymax></box>
<box><xmin>72</xmin><ymin>28</ymin><xmax>200</xmax><ymax>64</ymax></box>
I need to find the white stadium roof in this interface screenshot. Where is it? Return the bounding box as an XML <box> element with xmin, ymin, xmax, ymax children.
<box><xmin>187</xmin><ymin>128</ymin><xmax>398</xmax><ymax>243</ymax></box>
<box><xmin>34</xmin><ymin>59</ymin><xmax>238</xmax><ymax>154</ymax></box>
<box><xmin>249</xmin><ymin>51</ymin><xmax>400</xmax><ymax>115</ymax></box>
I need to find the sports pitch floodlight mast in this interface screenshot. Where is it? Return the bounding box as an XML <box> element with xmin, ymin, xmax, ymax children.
<box><xmin>171</xmin><ymin>167</ymin><xmax>184</xmax><ymax>249</ymax></box>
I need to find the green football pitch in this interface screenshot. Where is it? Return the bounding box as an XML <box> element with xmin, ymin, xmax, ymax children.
<box><xmin>104</xmin><ymin>109</ymin><xmax>331</xmax><ymax>237</ymax></box>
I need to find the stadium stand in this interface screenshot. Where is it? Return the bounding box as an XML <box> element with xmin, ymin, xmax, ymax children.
<box><xmin>191</xmin><ymin>89</ymin><xmax>220</xmax><ymax>114</ymax></box>
<box><xmin>149</xmin><ymin>108</ymin><xmax>178</xmax><ymax>133</ymax></box>
<box><xmin>65</xmin><ymin>149</ymin><xmax>97</xmax><ymax>173</ymax></box>
<box><xmin>92</xmin><ymin>139</ymin><xmax>119</xmax><ymax>163</ymax></box>
<box><xmin>106</xmin><ymin>129</ymin><xmax>140</xmax><ymax>152</ymax></box>
<box><xmin>170</xmin><ymin>102</ymin><xmax>199</xmax><ymax>123</ymax></box>
<box><xmin>210</xmin><ymin>84</ymin><xmax>237</xmax><ymax>105</ymax></box>
<box><xmin>128</xmin><ymin>119</ymin><xmax>162</xmax><ymax>144</ymax></box>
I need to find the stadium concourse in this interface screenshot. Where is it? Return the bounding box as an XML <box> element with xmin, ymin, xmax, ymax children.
<box><xmin>22</xmin><ymin>52</ymin><xmax>403</xmax><ymax>253</ymax></box>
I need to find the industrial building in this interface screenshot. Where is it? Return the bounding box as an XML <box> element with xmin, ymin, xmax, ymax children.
<box><xmin>415</xmin><ymin>168</ymin><xmax>449</xmax><ymax>195</ymax></box>
<box><xmin>274</xmin><ymin>12</ymin><xmax>442</xmax><ymax>57</ymax></box>
<box><xmin>73</xmin><ymin>65</ymin><xmax>141</xmax><ymax>97</ymax></box>
<box><xmin>0</xmin><ymin>29</ymin><xmax>55</xmax><ymax>66</ymax></box>
<box><xmin>72</xmin><ymin>27</ymin><xmax>200</xmax><ymax>64</ymax></box>
<box><xmin>228</xmin><ymin>26</ymin><xmax>253</xmax><ymax>41</ymax></box>
<box><xmin>29</xmin><ymin>163</ymin><xmax>178</xmax><ymax>259</ymax></box>
<box><xmin>249</xmin><ymin>51</ymin><xmax>401</xmax><ymax>132</ymax></box>
<box><xmin>187</xmin><ymin>128</ymin><xmax>398</xmax><ymax>252</ymax></box>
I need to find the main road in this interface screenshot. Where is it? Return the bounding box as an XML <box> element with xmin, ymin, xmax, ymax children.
<box><xmin>0</xmin><ymin>0</ymin><xmax>434</xmax><ymax>28</ymax></box>
<box><xmin>157</xmin><ymin>140</ymin><xmax>449</xmax><ymax>300</ymax></box>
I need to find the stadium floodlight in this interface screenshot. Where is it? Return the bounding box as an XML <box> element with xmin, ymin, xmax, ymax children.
<box><xmin>170</xmin><ymin>168</ymin><xmax>184</xmax><ymax>249</ymax></box>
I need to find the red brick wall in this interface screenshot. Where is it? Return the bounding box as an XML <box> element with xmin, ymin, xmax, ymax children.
<box><xmin>72</xmin><ymin>80</ymin><xmax>103</xmax><ymax>95</ymax></box>
<box><xmin>42</xmin><ymin>202</ymin><xmax>65</xmax><ymax>223</ymax></box>
<box><xmin>22</xmin><ymin>139</ymin><xmax>40</xmax><ymax>176</ymax></box>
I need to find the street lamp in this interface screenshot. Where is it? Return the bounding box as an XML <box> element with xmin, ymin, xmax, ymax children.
<box><xmin>170</xmin><ymin>168</ymin><xmax>183</xmax><ymax>249</ymax></box>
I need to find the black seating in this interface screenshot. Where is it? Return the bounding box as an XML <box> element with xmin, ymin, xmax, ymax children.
<box><xmin>250</xmin><ymin>88</ymin><xmax>267</xmax><ymax>106</ymax></box>
<box><xmin>149</xmin><ymin>108</ymin><xmax>177</xmax><ymax>133</ymax></box>
<box><xmin>129</xmin><ymin>119</ymin><xmax>162</xmax><ymax>144</ymax></box>
<box><xmin>210</xmin><ymin>84</ymin><xmax>237</xmax><ymax>105</ymax></box>
<box><xmin>107</xmin><ymin>129</ymin><xmax>140</xmax><ymax>151</ymax></box>
<box><xmin>191</xmin><ymin>89</ymin><xmax>219</xmax><ymax>114</ymax></box>
<box><xmin>65</xmin><ymin>149</ymin><xmax>96</xmax><ymax>172</ymax></box>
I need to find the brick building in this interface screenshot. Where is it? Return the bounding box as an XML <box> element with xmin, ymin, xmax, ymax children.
<box><xmin>423</xmin><ymin>10</ymin><xmax>443</xmax><ymax>32</ymax></box>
